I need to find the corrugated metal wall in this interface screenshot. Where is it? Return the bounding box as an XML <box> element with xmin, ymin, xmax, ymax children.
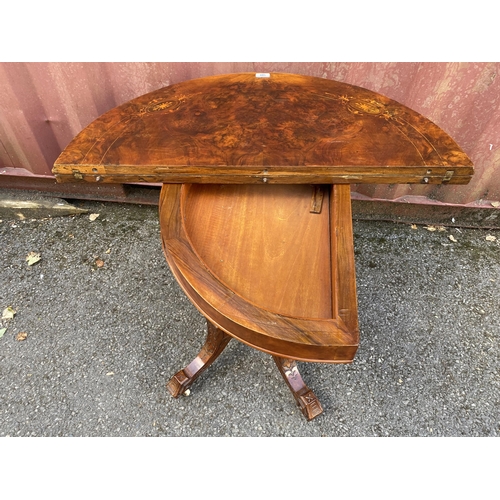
<box><xmin>1</xmin><ymin>62</ymin><xmax>499</xmax><ymax>206</ymax></box>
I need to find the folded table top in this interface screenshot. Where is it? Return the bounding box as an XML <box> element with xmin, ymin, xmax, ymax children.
<box><xmin>53</xmin><ymin>72</ymin><xmax>473</xmax><ymax>185</ymax></box>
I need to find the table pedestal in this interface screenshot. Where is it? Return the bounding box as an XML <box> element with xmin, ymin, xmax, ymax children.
<box><xmin>167</xmin><ymin>319</ymin><xmax>324</xmax><ymax>420</ymax></box>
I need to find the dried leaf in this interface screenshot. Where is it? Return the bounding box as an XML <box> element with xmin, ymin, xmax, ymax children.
<box><xmin>105</xmin><ymin>248</ymin><xmax>111</xmax><ymax>254</ymax></box>
<box><xmin>26</xmin><ymin>252</ymin><xmax>41</xmax><ymax>266</ymax></box>
<box><xmin>486</xmin><ymin>234</ymin><xmax>497</xmax><ymax>242</ymax></box>
<box><xmin>411</xmin><ymin>224</ymin><xmax>418</xmax><ymax>230</ymax></box>
<box><xmin>425</xmin><ymin>226</ymin><xmax>437</xmax><ymax>231</ymax></box>
<box><xmin>89</xmin><ymin>213</ymin><xmax>100</xmax><ymax>221</ymax></box>
<box><xmin>491</xmin><ymin>201</ymin><xmax>500</xmax><ymax>208</ymax></box>
<box><xmin>2</xmin><ymin>307</ymin><xmax>16</xmax><ymax>320</ymax></box>
<box><xmin>95</xmin><ymin>258</ymin><xmax>105</xmax><ymax>268</ymax></box>
<box><xmin>436</xmin><ymin>226</ymin><xmax>447</xmax><ymax>232</ymax></box>
<box><xmin>16</xmin><ymin>332</ymin><xmax>27</xmax><ymax>341</ymax></box>
<box><xmin>449</xmin><ymin>235</ymin><xmax>458</xmax><ymax>242</ymax></box>
<box><xmin>0</xmin><ymin>328</ymin><xmax>6</xmax><ymax>339</ymax></box>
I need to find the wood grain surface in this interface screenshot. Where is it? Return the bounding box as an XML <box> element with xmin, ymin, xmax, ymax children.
<box><xmin>53</xmin><ymin>73</ymin><xmax>473</xmax><ymax>185</ymax></box>
<box><xmin>183</xmin><ymin>184</ymin><xmax>332</xmax><ymax>319</ymax></box>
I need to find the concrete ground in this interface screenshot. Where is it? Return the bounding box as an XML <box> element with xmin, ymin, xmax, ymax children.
<box><xmin>0</xmin><ymin>189</ymin><xmax>499</xmax><ymax>437</ymax></box>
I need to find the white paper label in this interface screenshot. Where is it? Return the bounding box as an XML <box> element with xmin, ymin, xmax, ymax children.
<box><xmin>255</xmin><ymin>73</ymin><xmax>270</xmax><ymax>78</ymax></box>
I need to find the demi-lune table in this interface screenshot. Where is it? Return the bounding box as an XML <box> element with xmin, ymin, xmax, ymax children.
<box><xmin>53</xmin><ymin>72</ymin><xmax>473</xmax><ymax>420</ymax></box>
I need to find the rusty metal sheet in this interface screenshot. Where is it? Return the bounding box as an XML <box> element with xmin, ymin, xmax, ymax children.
<box><xmin>1</xmin><ymin>62</ymin><xmax>499</xmax><ymax>207</ymax></box>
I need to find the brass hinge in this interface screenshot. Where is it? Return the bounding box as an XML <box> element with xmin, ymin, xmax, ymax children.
<box><xmin>442</xmin><ymin>170</ymin><xmax>455</xmax><ymax>183</ymax></box>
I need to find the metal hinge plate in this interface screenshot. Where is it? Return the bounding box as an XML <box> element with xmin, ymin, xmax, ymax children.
<box><xmin>442</xmin><ymin>170</ymin><xmax>455</xmax><ymax>183</ymax></box>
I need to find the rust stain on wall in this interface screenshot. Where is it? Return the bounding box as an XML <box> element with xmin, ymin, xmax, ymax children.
<box><xmin>1</xmin><ymin>62</ymin><xmax>499</xmax><ymax>206</ymax></box>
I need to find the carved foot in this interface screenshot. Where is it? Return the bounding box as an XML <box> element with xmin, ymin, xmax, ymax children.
<box><xmin>273</xmin><ymin>356</ymin><xmax>323</xmax><ymax>421</ymax></box>
<box><xmin>167</xmin><ymin>320</ymin><xmax>232</xmax><ymax>398</ymax></box>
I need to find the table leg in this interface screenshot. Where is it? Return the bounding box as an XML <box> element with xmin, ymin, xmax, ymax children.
<box><xmin>167</xmin><ymin>320</ymin><xmax>232</xmax><ymax>398</ymax></box>
<box><xmin>273</xmin><ymin>356</ymin><xmax>324</xmax><ymax>421</ymax></box>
